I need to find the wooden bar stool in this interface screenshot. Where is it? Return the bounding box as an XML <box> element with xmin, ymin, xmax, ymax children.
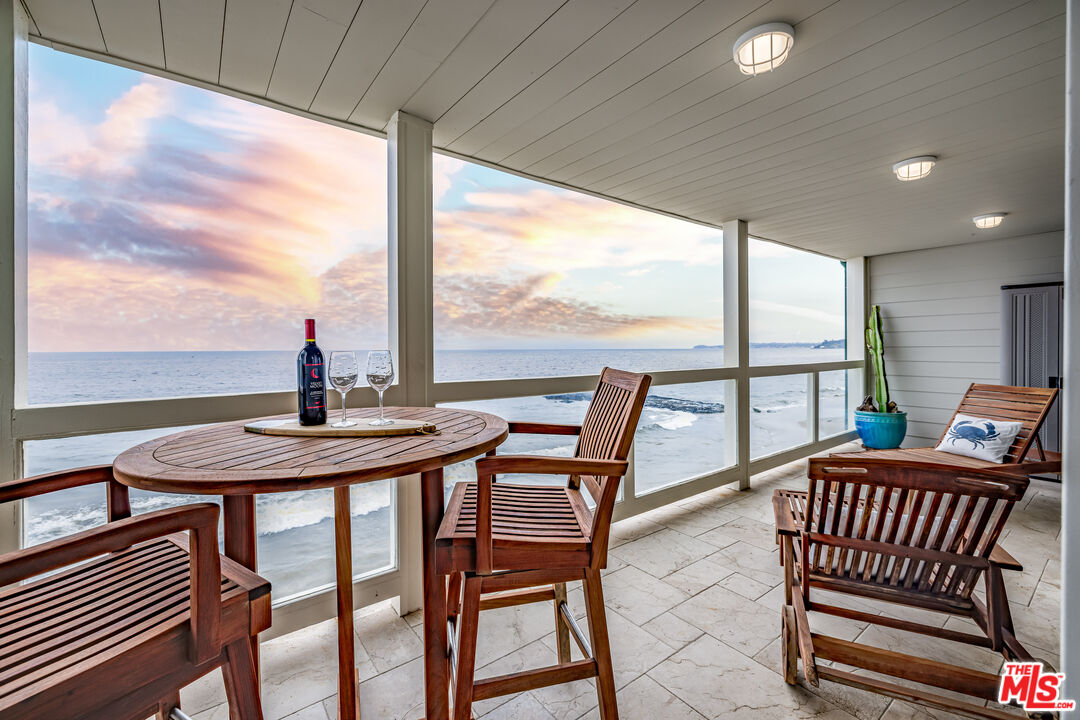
<box><xmin>0</xmin><ymin>465</ymin><xmax>271</xmax><ymax>720</ymax></box>
<box><xmin>436</xmin><ymin>368</ymin><xmax>651</xmax><ymax>720</ymax></box>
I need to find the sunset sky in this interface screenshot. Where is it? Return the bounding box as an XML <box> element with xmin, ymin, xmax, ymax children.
<box><xmin>27</xmin><ymin>45</ymin><xmax>844</xmax><ymax>353</ymax></box>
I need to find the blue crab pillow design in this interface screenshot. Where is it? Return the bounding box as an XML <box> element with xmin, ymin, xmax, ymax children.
<box><xmin>934</xmin><ymin>413</ymin><xmax>1023</xmax><ymax>463</ymax></box>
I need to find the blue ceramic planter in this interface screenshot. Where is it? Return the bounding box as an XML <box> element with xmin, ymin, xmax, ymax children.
<box><xmin>854</xmin><ymin>410</ymin><xmax>907</xmax><ymax>449</ymax></box>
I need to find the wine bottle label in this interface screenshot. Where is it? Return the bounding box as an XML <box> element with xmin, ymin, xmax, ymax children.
<box><xmin>304</xmin><ymin>364</ymin><xmax>324</xmax><ymax>408</ymax></box>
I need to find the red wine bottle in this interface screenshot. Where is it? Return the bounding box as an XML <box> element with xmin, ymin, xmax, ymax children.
<box><xmin>297</xmin><ymin>318</ymin><xmax>327</xmax><ymax>425</ymax></box>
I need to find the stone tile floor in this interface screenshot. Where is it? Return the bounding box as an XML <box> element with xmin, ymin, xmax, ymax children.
<box><xmin>181</xmin><ymin>444</ymin><xmax>1062</xmax><ymax>720</ymax></box>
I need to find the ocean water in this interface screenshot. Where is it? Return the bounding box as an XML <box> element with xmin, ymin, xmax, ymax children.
<box><xmin>23</xmin><ymin>346</ymin><xmax>849</xmax><ymax>600</ymax></box>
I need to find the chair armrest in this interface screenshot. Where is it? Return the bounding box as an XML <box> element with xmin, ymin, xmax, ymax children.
<box><xmin>508</xmin><ymin>422</ymin><xmax>582</xmax><ymax>436</ymax></box>
<box><xmin>773</xmin><ymin>493</ymin><xmax>800</xmax><ymax>537</ymax></box>
<box><xmin>989</xmin><ymin>544</ymin><xmax>1023</xmax><ymax>572</ymax></box>
<box><xmin>0</xmin><ymin>503</ymin><xmax>222</xmax><ymax>664</ymax></box>
<box><xmin>476</xmin><ymin>455</ymin><xmax>627</xmax><ymax>478</ymax></box>
<box><xmin>471</xmin><ymin>456</ymin><xmax>627</xmax><ymax>574</ymax></box>
<box><xmin>0</xmin><ymin>465</ymin><xmax>131</xmax><ymax>520</ymax></box>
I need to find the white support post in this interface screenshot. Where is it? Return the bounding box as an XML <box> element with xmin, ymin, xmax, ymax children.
<box><xmin>388</xmin><ymin>110</ymin><xmax>434</xmax><ymax>409</ymax></box>
<box><xmin>387</xmin><ymin>110</ymin><xmax>433</xmax><ymax>616</ymax></box>
<box><xmin>1061</xmin><ymin>0</ymin><xmax>1079</xmax><ymax>700</ymax></box>
<box><xmin>845</xmin><ymin>256</ymin><xmax>868</xmax><ymax>397</ymax></box>
<box><xmin>808</xmin><ymin>372</ymin><xmax>819</xmax><ymax>444</ymax></box>
<box><xmin>0</xmin><ymin>0</ymin><xmax>27</xmax><ymax>555</ymax></box>
<box><xmin>722</xmin><ymin>219</ymin><xmax>750</xmax><ymax>489</ymax></box>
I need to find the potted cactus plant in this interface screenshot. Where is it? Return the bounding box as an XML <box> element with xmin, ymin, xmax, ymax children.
<box><xmin>854</xmin><ymin>305</ymin><xmax>907</xmax><ymax>449</ymax></box>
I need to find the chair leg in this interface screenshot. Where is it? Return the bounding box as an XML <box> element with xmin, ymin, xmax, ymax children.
<box><xmin>453</xmin><ymin>576</ymin><xmax>482</xmax><ymax>720</ymax></box>
<box><xmin>985</xmin><ymin>565</ymin><xmax>1014</xmax><ymax>652</ymax></box>
<box><xmin>553</xmin><ymin>582</ymin><xmax>572</xmax><ymax>664</ymax></box>
<box><xmin>782</xmin><ymin>536</ymin><xmax>794</xmax><ymax>605</ymax></box>
<box><xmin>447</xmin><ymin>572</ymin><xmax>464</xmax><ymax>620</ymax></box>
<box><xmin>583</xmin><ymin>568</ymin><xmax>618</xmax><ymax>720</ymax></box>
<box><xmin>156</xmin><ymin>692</ymin><xmax>181</xmax><ymax>720</ymax></box>
<box><xmin>222</xmin><ymin>639</ymin><xmax>264</xmax><ymax>720</ymax></box>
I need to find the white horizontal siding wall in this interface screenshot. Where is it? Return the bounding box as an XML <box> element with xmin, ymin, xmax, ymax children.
<box><xmin>868</xmin><ymin>231</ymin><xmax>1064</xmax><ymax>447</ymax></box>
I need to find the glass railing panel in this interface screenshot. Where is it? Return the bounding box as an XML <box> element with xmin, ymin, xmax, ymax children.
<box><xmin>634</xmin><ymin>380</ymin><xmax>735</xmax><ymax>495</ymax></box>
<box><xmin>819</xmin><ymin>368</ymin><xmax>862</xmax><ymax>438</ymax></box>
<box><xmin>749</xmin><ymin>374</ymin><xmax>811</xmax><ymax>459</ymax></box>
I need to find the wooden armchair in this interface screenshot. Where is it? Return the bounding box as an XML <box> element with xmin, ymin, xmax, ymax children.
<box><xmin>436</xmin><ymin>368</ymin><xmax>652</xmax><ymax>720</ymax></box>
<box><xmin>0</xmin><ymin>465</ymin><xmax>271</xmax><ymax>720</ymax></box>
<box><xmin>834</xmin><ymin>383</ymin><xmax>1060</xmax><ymax>474</ymax></box>
<box><xmin>774</xmin><ymin>457</ymin><xmax>1046</xmax><ymax>719</ymax></box>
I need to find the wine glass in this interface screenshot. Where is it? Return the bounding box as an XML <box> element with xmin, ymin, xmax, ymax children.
<box><xmin>328</xmin><ymin>351</ymin><xmax>359</xmax><ymax>428</ymax></box>
<box><xmin>366</xmin><ymin>350</ymin><xmax>395</xmax><ymax>426</ymax></box>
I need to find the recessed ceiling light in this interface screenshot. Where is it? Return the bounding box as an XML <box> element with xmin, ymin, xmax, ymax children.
<box><xmin>892</xmin><ymin>156</ymin><xmax>937</xmax><ymax>181</ymax></box>
<box><xmin>973</xmin><ymin>213</ymin><xmax>1006</xmax><ymax>229</ymax></box>
<box><xmin>733</xmin><ymin>23</ymin><xmax>795</xmax><ymax>76</ymax></box>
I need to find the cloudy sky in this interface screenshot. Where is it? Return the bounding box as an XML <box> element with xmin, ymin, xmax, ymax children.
<box><xmin>27</xmin><ymin>45</ymin><xmax>844</xmax><ymax>353</ymax></box>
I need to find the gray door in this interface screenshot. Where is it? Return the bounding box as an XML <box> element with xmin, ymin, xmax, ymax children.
<box><xmin>1001</xmin><ymin>282</ymin><xmax>1063</xmax><ymax>453</ymax></box>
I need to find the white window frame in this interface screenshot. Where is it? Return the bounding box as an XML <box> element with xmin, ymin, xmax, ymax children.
<box><xmin>0</xmin><ymin>19</ymin><xmax>867</xmax><ymax>640</ymax></box>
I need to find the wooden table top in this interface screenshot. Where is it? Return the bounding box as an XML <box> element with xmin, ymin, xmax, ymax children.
<box><xmin>113</xmin><ymin>406</ymin><xmax>508</xmax><ymax>495</ymax></box>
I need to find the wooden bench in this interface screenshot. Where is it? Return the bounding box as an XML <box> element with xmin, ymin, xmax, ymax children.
<box><xmin>835</xmin><ymin>383</ymin><xmax>1060</xmax><ymax>475</ymax></box>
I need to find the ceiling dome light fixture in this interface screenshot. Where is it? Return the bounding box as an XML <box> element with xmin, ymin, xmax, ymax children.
<box><xmin>892</xmin><ymin>156</ymin><xmax>937</xmax><ymax>181</ymax></box>
<box><xmin>733</xmin><ymin>22</ymin><xmax>795</xmax><ymax>76</ymax></box>
<box><xmin>973</xmin><ymin>213</ymin><xmax>1006</xmax><ymax>229</ymax></box>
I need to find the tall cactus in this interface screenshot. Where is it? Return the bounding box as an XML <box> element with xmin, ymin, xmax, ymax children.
<box><xmin>865</xmin><ymin>305</ymin><xmax>892</xmax><ymax>412</ymax></box>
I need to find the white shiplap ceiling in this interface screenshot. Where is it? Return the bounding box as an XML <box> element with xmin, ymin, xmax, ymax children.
<box><xmin>23</xmin><ymin>0</ymin><xmax>1066</xmax><ymax>259</ymax></box>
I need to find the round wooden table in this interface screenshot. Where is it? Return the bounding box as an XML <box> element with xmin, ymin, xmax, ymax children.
<box><xmin>113</xmin><ymin>406</ymin><xmax>508</xmax><ymax>720</ymax></box>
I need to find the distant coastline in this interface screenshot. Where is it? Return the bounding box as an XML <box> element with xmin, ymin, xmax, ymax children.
<box><xmin>692</xmin><ymin>339</ymin><xmax>844</xmax><ymax>350</ymax></box>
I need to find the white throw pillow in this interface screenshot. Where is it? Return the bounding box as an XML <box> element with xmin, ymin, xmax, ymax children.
<box><xmin>935</xmin><ymin>413</ymin><xmax>1023</xmax><ymax>463</ymax></box>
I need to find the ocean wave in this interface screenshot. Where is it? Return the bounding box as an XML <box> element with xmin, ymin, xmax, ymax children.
<box><xmin>254</xmin><ymin>484</ymin><xmax>391</xmax><ymax>535</ymax></box>
<box><xmin>26</xmin><ymin>483</ymin><xmax>393</xmax><ymax>546</ymax></box>
<box><xmin>640</xmin><ymin>408</ymin><xmax>697</xmax><ymax>431</ymax></box>
<box><xmin>752</xmin><ymin>402</ymin><xmax>806</xmax><ymax>413</ymax></box>
<box><xmin>545</xmin><ymin>392</ymin><xmax>724</xmax><ymax>414</ymax></box>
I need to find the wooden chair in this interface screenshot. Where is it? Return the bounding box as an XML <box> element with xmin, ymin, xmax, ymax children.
<box><xmin>773</xmin><ymin>457</ymin><xmax>1048</xmax><ymax>719</ymax></box>
<box><xmin>0</xmin><ymin>465</ymin><xmax>271</xmax><ymax>720</ymax></box>
<box><xmin>834</xmin><ymin>383</ymin><xmax>1060</xmax><ymax>474</ymax></box>
<box><xmin>436</xmin><ymin>368</ymin><xmax>651</xmax><ymax>720</ymax></box>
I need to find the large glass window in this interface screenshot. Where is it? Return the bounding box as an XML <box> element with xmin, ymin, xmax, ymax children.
<box><xmin>27</xmin><ymin>46</ymin><xmax>388</xmax><ymax>404</ymax></box>
<box><xmin>432</xmin><ymin>154</ymin><xmax>724</xmax><ymax>381</ymax></box>
<box><xmin>23</xmin><ymin>46</ymin><xmax>393</xmax><ymax>602</ymax></box>
<box><xmin>748</xmin><ymin>238</ymin><xmax>845</xmax><ymax>366</ymax></box>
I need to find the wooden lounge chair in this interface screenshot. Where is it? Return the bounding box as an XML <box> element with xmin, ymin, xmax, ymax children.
<box><xmin>773</xmin><ymin>457</ymin><xmax>1048</xmax><ymax>720</ymax></box>
<box><xmin>436</xmin><ymin>367</ymin><xmax>651</xmax><ymax>720</ymax></box>
<box><xmin>0</xmin><ymin>465</ymin><xmax>271</xmax><ymax>720</ymax></box>
<box><xmin>834</xmin><ymin>383</ymin><xmax>1060</xmax><ymax>475</ymax></box>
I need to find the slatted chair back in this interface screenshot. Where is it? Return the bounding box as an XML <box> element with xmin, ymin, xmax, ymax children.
<box><xmin>801</xmin><ymin>457</ymin><xmax>1028</xmax><ymax>610</ymax></box>
<box><xmin>572</xmin><ymin>368</ymin><xmax>651</xmax><ymax>559</ymax></box>
<box><xmin>939</xmin><ymin>383</ymin><xmax>1058</xmax><ymax>463</ymax></box>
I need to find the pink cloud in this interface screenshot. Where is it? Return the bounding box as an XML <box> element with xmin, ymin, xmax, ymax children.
<box><xmin>29</xmin><ymin>69</ymin><xmax>722</xmax><ymax>352</ymax></box>
<box><xmin>434</xmin><ymin>272</ymin><xmax>716</xmax><ymax>344</ymax></box>
<box><xmin>28</xmin><ymin>78</ymin><xmax>390</xmax><ymax>351</ymax></box>
<box><xmin>30</xmin><ymin>79</ymin><xmax>172</xmax><ymax>176</ymax></box>
<box><xmin>29</xmin><ymin>249</ymin><xmax>388</xmax><ymax>352</ymax></box>
<box><xmin>434</xmin><ymin>186</ymin><xmax>723</xmax><ymax>277</ymax></box>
